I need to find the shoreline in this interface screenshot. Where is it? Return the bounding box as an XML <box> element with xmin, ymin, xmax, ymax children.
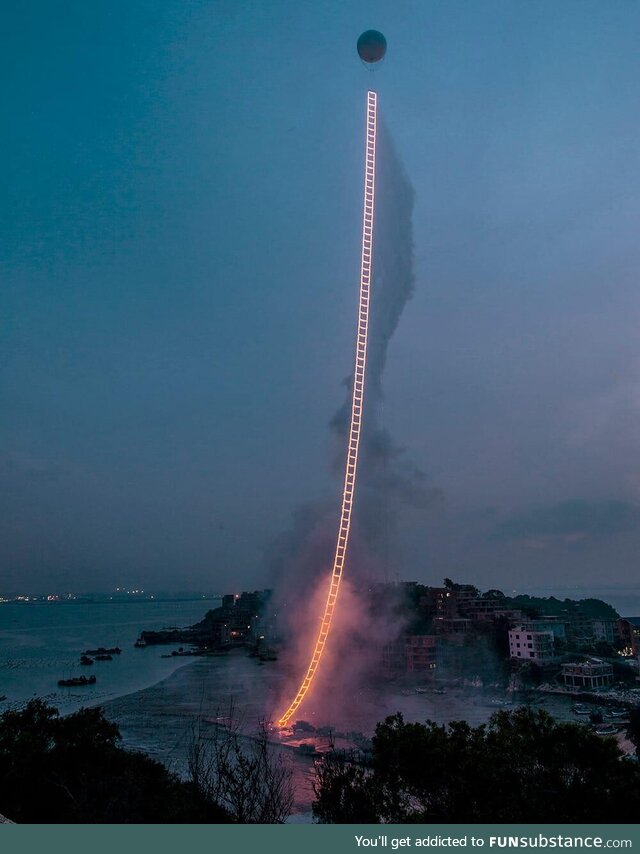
<box><xmin>78</xmin><ymin>654</ymin><xmax>200</xmax><ymax>716</ymax></box>
<box><xmin>0</xmin><ymin>599</ymin><xmax>219</xmax><ymax>716</ymax></box>
<box><xmin>14</xmin><ymin>649</ymin><xmax>638</xmax><ymax>820</ymax></box>
<box><xmin>97</xmin><ymin>649</ymin><xmax>640</xmax><ymax>742</ymax></box>
<box><xmin>98</xmin><ymin>650</ymin><xmax>314</xmax><ymax>813</ymax></box>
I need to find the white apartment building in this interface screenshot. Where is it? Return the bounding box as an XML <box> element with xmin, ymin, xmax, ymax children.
<box><xmin>508</xmin><ymin>626</ymin><xmax>555</xmax><ymax>664</ymax></box>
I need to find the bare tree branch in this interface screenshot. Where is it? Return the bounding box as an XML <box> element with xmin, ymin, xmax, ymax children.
<box><xmin>186</xmin><ymin>703</ymin><xmax>294</xmax><ymax>823</ymax></box>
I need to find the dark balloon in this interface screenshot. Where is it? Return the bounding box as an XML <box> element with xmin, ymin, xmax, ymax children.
<box><xmin>357</xmin><ymin>30</ymin><xmax>387</xmax><ymax>64</ymax></box>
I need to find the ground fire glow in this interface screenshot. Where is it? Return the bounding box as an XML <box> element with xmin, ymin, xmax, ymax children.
<box><xmin>277</xmin><ymin>91</ymin><xmax>378</xmax><ymax>727</ymax></box>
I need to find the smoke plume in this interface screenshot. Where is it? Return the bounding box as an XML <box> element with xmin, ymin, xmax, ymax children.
<box><xmin>268</xmin><ymin>120</ymin><xmax>441</xmax><ymax>723</ymax></box>
<box><xmin>330</xmin><ymin>122</ymin><xmax>441</xmax><ymax>577</ymax></box>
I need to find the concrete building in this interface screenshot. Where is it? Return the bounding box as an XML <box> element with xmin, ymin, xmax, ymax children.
<box><xmin>435</xmin><ymin>617</ymin><xmax>474</xmax><ymax>637</ymax></box>
<box><xmin>521</xmin><ymin>617</ymin><xmax>567</xmax><ymax>640</ymax></box>
<box><xmin>199</xmin><ymin>589</ymin><xmax>272</xmax><ymax>646</ymax></box>
<box><xmin>382</xmin><ymin>635</ymin><xmax>438</xmax><ymax>676</ymax></box>
<box><xmin>616</xmin><ymin>618</ymin><xmax>640</xmax><ymax>656</ymax></box>
<box><xmin>508</xmin><ymin>627</ymin><xmax>555</xmax><ymax>664</ymax></box>
<box><xmin>381</xmin><ymin>640</ymin><xmax>406</xmax><ymax>677</ymax></box>
<box><xmin>562</xmin><ymin>661</ymin><xmax>614</xmax><ymax>690</ymax></box>
<box><xmin>405</xmin><ymin>635</ymin><xmax>437</xmax><ymax>672</ymax></box>
<box><xmin>592</xmin><ymin>619</ymin><xmax>616</xmax><ymax>644</ymax></box>
<box><xmin>419</xmin><ymin>587</ymin><xmax>457</xmax><ymax>621</ymax></box>
<box><xmin>561</xmin><ymin>616</ymin><xmax>619</xmax><ymax>648</ymax></box>
<box><xmin>565</xmin><ymin>615</ymin><xmax>593</xmax><ymax>644</ymax></box>
<box><xmin>458</xmin><ymin>596</ymin><xmax>512</xmax><ymax>622</ymax></box>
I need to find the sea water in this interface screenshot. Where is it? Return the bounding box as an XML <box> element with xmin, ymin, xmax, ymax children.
<box><xmin>0</xmin><ymin>599</ymin><xmax>219</xmax><ymax>714</ymax></box>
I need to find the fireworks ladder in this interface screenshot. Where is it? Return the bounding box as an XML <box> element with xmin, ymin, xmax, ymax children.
<box><xmin>277</xmin><ymin>90</ymin><xmax>378</xmax><ymax>726</ymax></box>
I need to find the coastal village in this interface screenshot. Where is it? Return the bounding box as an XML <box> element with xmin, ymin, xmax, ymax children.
<box><xmin>133</xmin><ymin>580</ymin><xmax>640</xmax><ymax>731</ymax></box>
<box><xmin>2</xmin><ymin>582</ymin><xmax>640</xmax><ymax>821</ymax></box>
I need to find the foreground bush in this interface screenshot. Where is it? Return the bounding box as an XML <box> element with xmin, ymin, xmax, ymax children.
<box><xmin>313</xmin><ymin>707</ymin><xmax>640</xmax><ymax>823</ymax></box>
<box><xmin>0</xmin><ymin>700</ymin><xmax>231</xmax><ymax>823</ymax></box>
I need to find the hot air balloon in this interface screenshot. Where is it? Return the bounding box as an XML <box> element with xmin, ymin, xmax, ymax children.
<box><xmin>357</xmin><ymin>30</ymin><xmax>387</xmax><ymax>64</ymax></box>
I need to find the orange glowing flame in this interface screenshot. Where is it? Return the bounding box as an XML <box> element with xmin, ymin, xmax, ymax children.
<box><xmin>277</xmin><ymin>91</ymin><xmax>378</xmax><ymax>727</ymax></box>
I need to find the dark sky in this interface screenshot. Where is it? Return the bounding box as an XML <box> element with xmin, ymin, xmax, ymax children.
<box><xmin>3</xmin><ymin>1</ymin><xmax>640</xmax><ymax>594</ymax></box>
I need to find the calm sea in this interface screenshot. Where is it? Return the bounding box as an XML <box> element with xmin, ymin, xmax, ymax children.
<box><xmin>0</xmin><ymin>599</ymin><xmax>219</xmax><ymax>714</ymax></box>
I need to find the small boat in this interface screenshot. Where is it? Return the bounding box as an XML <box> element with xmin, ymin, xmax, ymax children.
<box><xmin>594</xmin><ymin>724</ymin><xmax>618</xmax><ymax>736</ymax></box>
<box><xmin>80</xmin><ymin>655</ymin><xmax>94</xmax><ymax>665</ymax></box>
<box><xmin>58</xmin><ymin>675</ymin><xmax>96</xmax><ymax>687</ymax></box>
<box><xmin>84</xmin><ymin>646</ymin><xmax>121</xmax><ymax>656</ymax></box>
<box><xmin>134</xmin><ymin>638</ymin><xmax>147</xmax><ymax>648</ymax></box>
<box><xmin>95</xmin><ymin>654</ymin><xmax>113</xmax><ymax>661</ymax></box>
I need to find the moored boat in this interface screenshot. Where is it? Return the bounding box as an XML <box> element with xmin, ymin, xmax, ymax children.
<box><xmin>84</xmin><ymin>646</ymin><xmax>121</xmax><ymax>656</ymax></box>
<box><xmin>58</xmin><ymin>675</ymin><xmax>96</xmax><ymax>687</ymax></box>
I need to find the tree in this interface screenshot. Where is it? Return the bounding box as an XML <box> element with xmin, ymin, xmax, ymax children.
<box><xmin>627</xmin><ymin>708</ymin><xmax>640</xmax><ymax>758</ymax></box>
<box><xmin>313</xmin><ymin>746</ymin><xmax>380</xmax><ymax>824</ymax></box>
<box><xmin>502</xmin><ymin>594</ymin><xmax>619</xmax><ymax>622</ymax></box>
<box><xmin>312</xmin><ymin>708</ymin><xmax>640</xmax><ymax>823</ymax></box>
<box><xmin>0</xmin><ymin>700</ymin><xmax>231</xmax><ymax>823</ymax></box>
<box><xmin>518</xmin><ymin>661</ymin><xmax>543</xmax><ymax>690</ymax></box>
<box><xmin>490</xmin><ymin>615</ymin><xmax>511</xmax><ymax>669</ymax></box>
<box><xmin>186</xmin><ymin>708</ymin><xmax>294</xmax><ymax>823</ymax></box>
